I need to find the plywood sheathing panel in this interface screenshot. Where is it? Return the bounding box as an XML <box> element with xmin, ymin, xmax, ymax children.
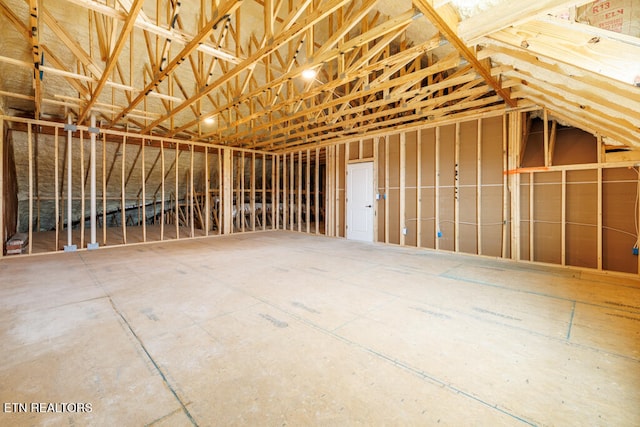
<box><xmin>438</xmin><ymin>124</ymin><xmax>455</xmax><ymax>251</ymax></box>
<box><xmin>566</xmin><ymin>169</ymin><xmax>598</xmax><ymax>269</ymax></box>
<box><xmin>337</xmin><ymin>144</ymin><xmax>346</xmax><ymax>238</ymax></box>
<box><xmin>362</xmin><ymin>138</ymin><xmax>374</xmax><ymax>159</ymax></box>
<box><xmin>377</xmin><ymin>137</ymin><xmax>386</xmax><ymax>243</ymax></box>
<box><xmin>458</xmin><ymin>120</ymin><xmax>478</xmax><ymax>255</ymax></box>
<box><xmin>480</xmin><ymin>116</ymin><xmax>504</xmax><ymax>257</ymax></box>
<box><xmin>387</xmin><ymin>134</ymin><xmax>400</xmax><ymax>245</ymax></box>
<box><xmin>533</xmin><ymin>172</ymin><xmax>562</xmax><ymax>265</ymax></box>
<box><xmin>419</xmin><ymin>127</ymin><xmax>436</xmax><ymax>249</ymax></box>
<box><xmin>521</xmin><ymin>119</ymin><xmax>545</xmax><ymax>168</ymax></box>
<box><xmin>519</xmin><ymin>172</ymin><xmax>531</xmax><ymax>261</ymax></box>
<box><xmin>404</xmin><ymin>131</ymin><xmax>418</xmax><ymax>247</ymax></box>
<box><xmin>603</xmin><ymin>167</ymin><xmax>638</xmax><ymax>274</ymax></box>
<box><xmin>553</xmin><ymin>127</ymin><xmax>597</xmax><ymax>166</ymax></box>
<box><xmin>348</xmin><ymin>140</ymin><xmax>359</xmax><ymax>161</ymax></box>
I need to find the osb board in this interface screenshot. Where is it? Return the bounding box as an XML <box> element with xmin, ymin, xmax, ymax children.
<box><xmin>566</xmin><ymin>169</ymin><xmax>598</xmax><ymax>269</ymax></box>
<box><xmin>602</xmin><ymin>167</ymin><xmax>638</xmax><ymax>274</ymax></box>
<box><xmin>420</xmin><ymin>128</ymin><xmax>436</xmax><ymax>187</ymax></box>
<box><xmin>458</xmin><ymin>120</ymin><xmax>478</xmax><ymax>187</ymax></box>
<box><xmin>481</xmin><ymin>116</ymin><xmax>504</xmax><ymax>185</ymax></box>
<box><xmin>521</xmin><ymin>119</ymin><xmax>545</xmax><ymax>168</ymax></box>
<box><xmin>553</xmin><ymin>127</ymin><xmax>597</xmax><ymax>166</ymax></box>
<box><xmin>533</xmin><ymin>172</ymin><xmax>562</xmax><ymax>265</ymax></box>
<box><xmin>420</xmin><ymin>187</ymin><xmax>436</xmax><ymax>249</ymax></box>
<box><xmin>458</xmin><ymin>185</ymin><xmax>478</xmax><ymax>255</ymax></box>
<box><xmin>520</xmin><ymin>173</ymin><xmax>532</xmax><ymax>261</ymax></box>
<box><xmin>480</xmin><ymin>185</ymin><xmax>504</xmax><ymax>257</ymax></box>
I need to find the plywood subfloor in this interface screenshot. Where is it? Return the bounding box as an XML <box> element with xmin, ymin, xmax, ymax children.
<box><xmin>1</xmin><ymin>231</ymin><xmax>639</xmax><ymax>426</ymax></box>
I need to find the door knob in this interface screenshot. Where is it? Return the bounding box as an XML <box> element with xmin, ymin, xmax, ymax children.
<box><xmin>365</xmin><ymin>205</ymin><xmax>372</xmax><ymax>208</ymax></box>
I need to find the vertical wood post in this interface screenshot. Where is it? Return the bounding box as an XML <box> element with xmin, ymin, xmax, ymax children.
<box><xmin>315</xmin><ymin>148</ymin><xmax>320</xmax><ymax>235</ymax></box>
<box><xmin>88</xmin><ymin>114</ymin><xmax>98</xmax><ymax>249</ymax></box>
<box><xmin>142</xmin><ymin>138</ymin><xmax>147</xmax><ymax>242</ymax></box>
<box><xmin>435</xmin><ymin>127</ymin><xmax>440</xmax><ymax>250</ymax></box>
<box><xmin>65</xmin><ymin>115</ymin><xmax>76</xmax><ymax>250</ymax></box>
<box><xmin>102</xmin><ymin>133</ymin><xmax>107</xmax><ymax>245</ymax></box>
<box><xmin>0</xmin><ymin>115</ymin><xmax>3</xmax><ymax>257</ymax></box>
<box><xmin>28</xmin><ymin>124</ymin><xmax>33</xmax><ymax>254</ymax></box>
<box><xmin>54</xmin><ymin>127</ymin><xmax>59</xmax><ymax>251</ymax></box>
<box><xmin>160</xmin><ymin>141</ymin><xmax>165</xmax><ymax>240</ymax></box>
<box><xmin>122</xmin><ymin>136</ymin><xmax>127</xmax><ymax>244</ymax></box>
<box><xmin>477</xmin><ymin>119</ymin><xmax>482</xmax><ymax>255</ymax></box>
<box><xmin>205</xmin><ymin>148</ymin><xmax>210</xmax><ymax>235</ymax></box>
<box><xmin>223</xmin><ymin>148</ymin><xmax>232</xmax><ymax>234</ymax></box>
<box><xmin>175</xmin><ymin>142</ymin><xmax>179</xmax><ymax>239</ymax></box>
<box><xmin>80</xmin><ymin>130</ymin><xmax>85</xmax><ymax>249</ymax></box>
<box><xmin>400</xmin><ymin>132</ymin><xmax>406</xmax><ymax>246</ymax></box>
<box><xmin>454</xmin><ymin>122</ymin><xmax>460</xmax><ymax>252</ymax></box>
<box><xmin>416</xmin><ymin>131</ymin><xmax>422</xmax><ymax>247</ymax></box>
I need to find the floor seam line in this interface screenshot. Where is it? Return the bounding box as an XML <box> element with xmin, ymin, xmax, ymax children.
<box><xmin>108</xmin><ymin>297</ymin><xmax>199</xmax><ymax>427</ymax></box>
<box><xmin>78</xmin><ymin>253</ymin><xmax>199</xmax><ymax>426</ymax></box>
<box><xmin>441</xmin><ymin>272</ymin><xmax>640</xmax><ymax>315</ymax></box>
<box><xmin>251</xmin><ymin>295</ymin><xmax>538</xmax><ymax>427</ymax></box>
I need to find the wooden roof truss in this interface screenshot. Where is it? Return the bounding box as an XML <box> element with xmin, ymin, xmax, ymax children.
<box><xmin>1</xmin><ymin>0</ymin><xmax>638</xmax><ymax>151</ymax></box>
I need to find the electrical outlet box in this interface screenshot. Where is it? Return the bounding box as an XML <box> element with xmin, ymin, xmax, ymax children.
<box><xmin>437</xmin><ymin>231</ymin><xmax>442</xmax><ymax>238</ymax></box>
<box><xmin>376</xmin><ymin>193</ymin><xmax>380</xmax><ymax>200</ymax></box>
<box><xmin>402</xmin><ymin>227</ymin><xmax>408</xmax><ymax>235</ymax></box>
<box><xmin>633</xmin><ymin>247</ymin><xmax>639</xmax><ymax>256</ymax></box>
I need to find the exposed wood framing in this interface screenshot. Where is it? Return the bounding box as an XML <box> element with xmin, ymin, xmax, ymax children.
<box><xmin>413</xmin><ymin>0</ymin><xmax>515</xmax><ymax>108</ymax></box>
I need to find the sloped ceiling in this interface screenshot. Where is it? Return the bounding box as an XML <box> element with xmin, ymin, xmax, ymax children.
<box><xmin>0</xmin><ymin>0</ymin><xmax>638</xmax><ymax>152</ymax></box>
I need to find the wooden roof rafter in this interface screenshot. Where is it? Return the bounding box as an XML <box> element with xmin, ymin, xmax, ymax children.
<box><xmin>413</xmin><ymin>0</ymin><xmax>515</xmax><ymax>108</ymax></box>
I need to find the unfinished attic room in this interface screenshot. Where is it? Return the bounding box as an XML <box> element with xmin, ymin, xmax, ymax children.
<box><xmin>2</xmin><ymin>0</ymin><xmax>640</xmax><ymax>424</ymax></box>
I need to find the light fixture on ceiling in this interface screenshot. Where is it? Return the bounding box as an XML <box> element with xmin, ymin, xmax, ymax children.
<box><xmin>301</xmin><ymin>68</ymin><xmax>317</xmax><ymax>80</ymax></box>
<box><xmin>204</xmin><ymin>116</ymin><xmax>215</xmax><ymax>125</ymax></box>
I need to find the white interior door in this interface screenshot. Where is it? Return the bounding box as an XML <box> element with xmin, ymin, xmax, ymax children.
<box><xmin>347</xmin><ymin>162</ymin><xmax>374</xmax><ymax>242</ymax></box>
